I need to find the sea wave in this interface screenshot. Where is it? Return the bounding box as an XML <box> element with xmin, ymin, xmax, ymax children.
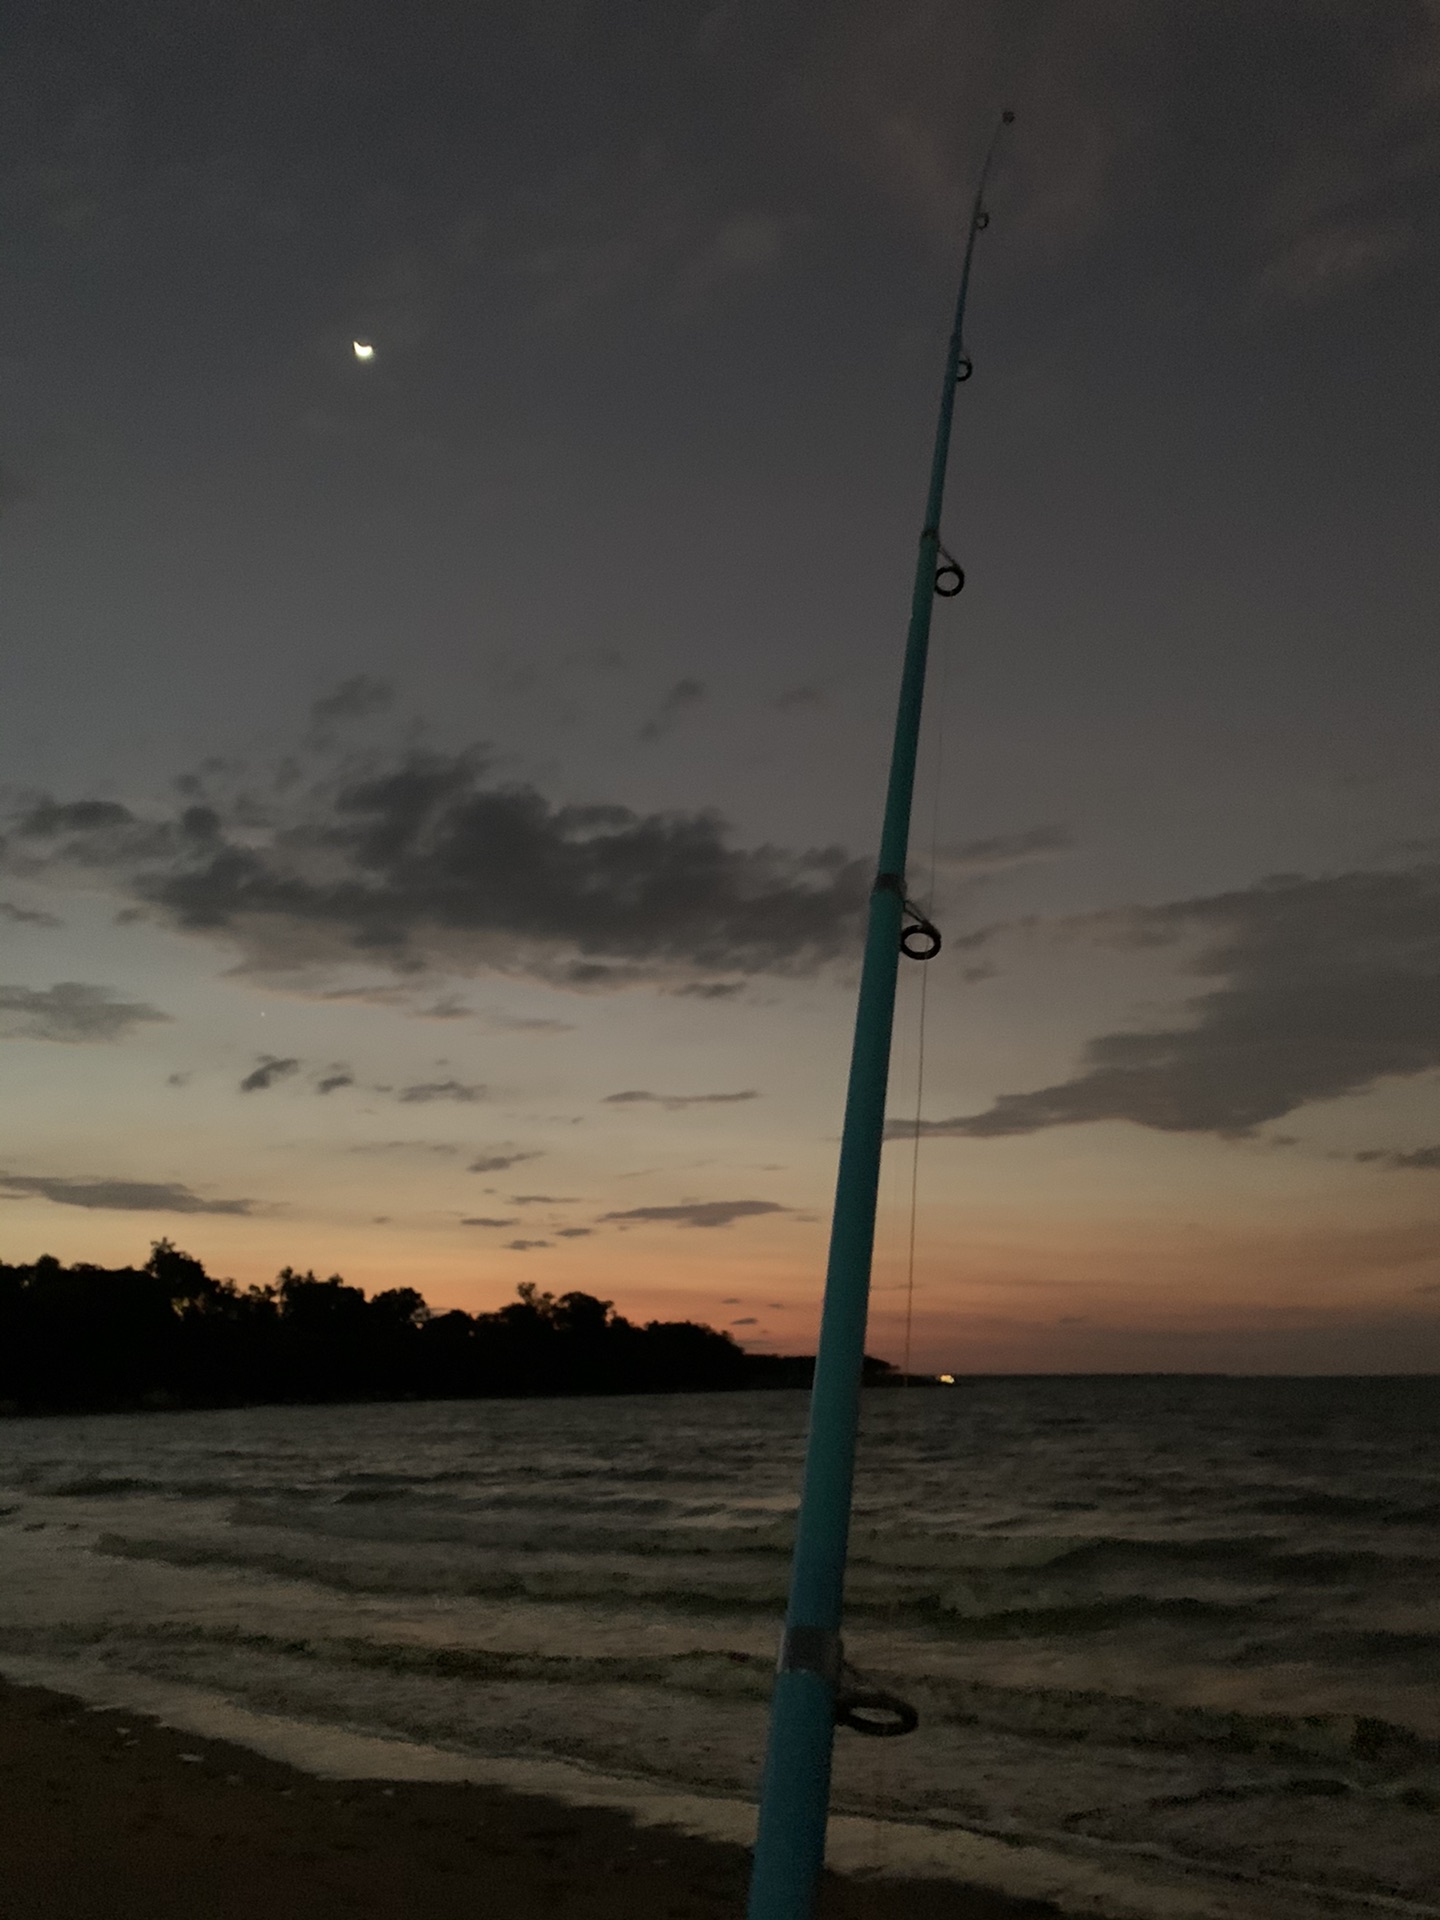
<box><xmin>4</xmin><ymin>1378</ymin><xmax>1439</xmax><ymax>1920</ymax></box>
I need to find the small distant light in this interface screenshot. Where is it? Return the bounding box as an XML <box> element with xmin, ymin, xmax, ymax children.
<box><xmin>353</xmin><ymin>340</ymin><xmax>375</xmax><ymax>361</ymax></box>
<box><xmin>937</xmin><ymin>1373</ymin><xmax>956</xmax><ymax>1385</ymax></box>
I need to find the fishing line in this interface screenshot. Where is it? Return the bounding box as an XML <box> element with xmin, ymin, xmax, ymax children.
<box><xmin>901</xmin><ymin>966</ymin><xmax>928</xmax><ymax>1384</ymax></box>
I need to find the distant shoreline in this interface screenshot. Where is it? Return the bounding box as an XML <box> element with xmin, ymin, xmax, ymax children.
<box><xmin>6</xmin><ymin>1249</ymin><xmax>1431</xmax><ymax>1419</ymax></box>
<box><xmin>0</xmin><ymin>1243</ymin><xmax>893</xmax><ymax>1416</ymax></box>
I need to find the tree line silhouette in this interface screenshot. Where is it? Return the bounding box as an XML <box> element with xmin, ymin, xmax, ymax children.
<box><xmin>0</xmin><ymin>1242</ymin><xmax>889</xmax><ymax>1414</ymax></box>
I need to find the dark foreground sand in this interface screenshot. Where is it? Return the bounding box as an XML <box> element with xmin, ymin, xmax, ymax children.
<box><xmin>0</xmin><ymin>1680</ymin><xmax>1064</xmax><ymax>1919</ymax></box>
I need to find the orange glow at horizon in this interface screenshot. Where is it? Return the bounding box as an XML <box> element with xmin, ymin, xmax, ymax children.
<box><xmin>9</xmin><ymin>1194</ymin><xmax>1437</xmax><ymax>1375</ymax></box>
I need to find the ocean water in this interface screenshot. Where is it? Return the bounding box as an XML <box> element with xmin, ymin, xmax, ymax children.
<box><xmin>1</xmin><ymin>1379</ymin><xmax>1438</xmax><ymax>1919</ymax></box>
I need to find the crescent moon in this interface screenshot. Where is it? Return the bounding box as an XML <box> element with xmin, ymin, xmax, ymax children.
<box><xmin>353</xmin><ymin>340</ymin><xmax>375</xmax><ymax>360</ymax></box>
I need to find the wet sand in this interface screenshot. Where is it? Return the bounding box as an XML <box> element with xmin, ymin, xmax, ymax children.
<box><xmin>0</xmin><ymin>1677</ymin><xmax>1063</xmax><ymax>1919</ymax></box>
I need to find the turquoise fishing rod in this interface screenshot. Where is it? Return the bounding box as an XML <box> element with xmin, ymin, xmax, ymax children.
<box><xmin>747</xmin><ymin>110</ymin><xmax>1013</xmax><ymax>1920</ymax></box>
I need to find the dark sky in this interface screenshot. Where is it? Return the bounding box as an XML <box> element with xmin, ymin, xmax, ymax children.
<box><xmin>3</xmin><ymin>1</ymin><xmax>1439</xmax><ymax>1369</ymax></box>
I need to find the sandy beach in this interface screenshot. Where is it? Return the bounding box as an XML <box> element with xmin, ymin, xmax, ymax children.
<box><xmin>0</xmin><ymin>1678</ymin><xmax>1064</xmax><ymax>1920</ymax></box>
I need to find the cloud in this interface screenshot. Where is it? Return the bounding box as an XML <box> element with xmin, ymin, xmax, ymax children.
<box><xmin>773</xmin><ymin>684</ymin><xmax>825</xmax><ymax>712</ymax></box>
<box><xmin>426</xmin><ymin>1000</ymin><xmax>575</xmax><ymax>1032</ymax></box>
<box><xmin>906</xmin><ymin>863</ymin><xmax>1440</xmax><ymax>1140</ymax></box>
<box><xmin>509</xmin><ymin>1193</ymin><xmax>575</xmax><ymax>1204</ymax></box>
<box><xmin>468</xmin><ymin>1150</ymin><xmax>541</xmax><ymax>1173</ymax></box>
<box><xmin>309</xmin><ymin>675</ymin><xmax>395</xmax><ymax>728</ymax></box>
<box><xmin>682</xmin><ymin>212</ymin><xmax>783</xmax><ymax>296</ymax></box>
<box><xmin>730</xmin><ymin>1316</ymin><xmax>758</xmax><ymax>1326</ymax></box>
<box><xmin>461</xmin><ymin>1216</ymin><xmax>518</xmax><ymax>1227</ymax></box>
<box><xmin>4</xmin><ymin>745</ymin><xmax>865</xmax><ymax>987</ymax></box>
<box><xmin>399</xmin><ymin>1079</ymin><xmax>486</xmax><ymax>1103</ymax></box>
<box><xmin>794</xmin><ymin>1</ymin><xmax>1147</xmax><ymax>252</ymax></box>
<box><xmin>638</xmin><ymin>678</ymin><xmax>706</xmax><ymax>743</ymax></box>
<box><xmin>1356</xmin><ymin>1146</ymin><xmax>1440</xmax><ymax>1172</ymax></box>
<box><xmin>480</xmin><ymin>1010</ymin><xmax>575</xmax><ymax>1033</ymax></box>
<box><xmin>315</xmin><ymin>1069</ymin><xmax>354</xmax><ymax>1094</ymax></box>
<box><xmin>239</xmin><ymin>1054</ymin><xmax>301</xmax><ymax>1093</ymax></box>
<box><xmin>0</xmin><ymin>900</ymin><xmax>61</xmax><ymax>926</ymax></box>
<box><xmin>602</xmin><ymin>1088</ymin><xmax>758</xmax><ymax>1111</ymax></box>
<box><xmin>505</xmin><ymin>1239</ymin><xmax>550</xmax><ymax>1251</ymax></box>
<box><xmin>310</xmin><ymin>985</ymin><xmax>413</xmax><ymax>1009</ymax></box>
<box><xmin>1259</xmin><ymin>219</ymin><xmax>1415</xmax><ymax>303</ymax></box>
<box><xmin>299</xmin><ymin>987</ymin><xmax>572</xmax><ymax>1032</ymax></box>
<box><xmin>935</xmin><ymin>826</ymin><xmax>1074</xmax><ymax>877</ymax></box>
<box><xmin>556</xmin><ymin>1226</ymin><xmax>592</xmax><ymax>1238</ymax></box>
<box><xmin>0</xmin><ymin>982</ymin><xmax>171</xmax><ymax>1044</ymax></box>
<box><xmin>15</xmin><ymin>799</ymin><xmax>134</xmax><ymax>835</ymax></box>
<box><xmin>599</xmin><ymin>1199</ymin><xmax>788</xmax><ymax>1230</ymax></box>
<box><xmin>1250</xmin><ymin>4</ymin><xmax>1440</xmax><ymax>308</ymax></box>
<box><xmin>0</xmin><ymin>1171</ymin><xmax>253</xmax><ymax>1214</ymax></box>
<box><xmin>348</xmin><ymin>1140</ymin><xmax>459</xmax><ymax>1156</ymax></box>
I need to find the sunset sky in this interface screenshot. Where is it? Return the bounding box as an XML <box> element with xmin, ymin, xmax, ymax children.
<box><xmin>4</xmin><ymin>1</ymin><xmax>1439</xmax><ymax>1371</ymax></box>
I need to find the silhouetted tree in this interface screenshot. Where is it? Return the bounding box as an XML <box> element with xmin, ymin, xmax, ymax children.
<box><xmin>0</xmin><ymin>1244</ymin><xmax>804</xmax><ymax>1415</ymax></box>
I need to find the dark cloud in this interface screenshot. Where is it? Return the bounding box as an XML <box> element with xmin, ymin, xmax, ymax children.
<box><xmin>0</xmin><ymin>900</ymin><xmax>61</xmax><ymax>926</ymax></box>
<box><xmin>669</xmin><ymin>980</ymin><xmax>745</xmax><ymax>999</ymax></box>
<box><xmin>1356</xmin><ymin>1146</ymin><xmax>1440</xmax><ymax>1171</ymax></box>
<box><xmin>461</xmin><ymin>1216</ymin><xmax>518</xmax><ymax>1227</ymax></box>
<box><xmin>638</xmin><ymin>678</ymin><xmax>706</xmax><ymax>743</ymax></box>
<box><xmin>0</xmin><ymin>1171</ymin><xmax>253</xmax><ymax>1214</ymax></box>
<box><xmin>603</xmin><ymin>1088</ymin><xmax>758</xmax><ymax>1111</ymax></box>
<box><xmin>239</xmin><ymin>1054</ymin><xmax>301</xmax><ymax>1093</ymax></box>
<box><xmin>315</xmin><ymin>1070</ymin><xmax>354</xmax><ymax>1094</ymax></box>
<box><xmin>599</xmin><ymin>1199</ymin><xmax>787</xmax><ymax>1229</ymax></box>
<box><xmin>509</xmin><ymin>1193</ymin><xmax>575</xmax><ymax>1204</ymax></box>
<box><xmin>398</xmin><ymin>1079</ymin><xmax>486</xmax><ymax>1103</ymax></box>
<box><xmin>908</xmin><ymin>864</ymin><xmax>1440</xmax><ymax>1141</ymax></box>
<box><xmin>309</xmin><ymin>675</ymin><xmax>395</xmax><ymax>728</ymax></box>
<box><xmin>4</xmin><ymin>746</ymin><xmax>864</xmax><ymax>987</ymax></box>
<box><xmin>16</xmin><ymin>799</ymin><xmax>134</xmax><ymax>836</ymax></box>
<box><xmin>0</xmin><ymin>982</ymin><xmax>171</xmax><ymax>1044</ymax></box>
<box><xmin>468</xmin><ymin>1150</ymin><xmax>541</xmax><ymax>1173</ymax></box>
<box><xmin>730</xmin><ymin>1316</ymin><xmax>758</xmax><ymax>1326</ymax></box>
<box><xmin>555</xmin><ymin>1226</ymin><xmax>592</xmax><ymax>1238</ymax></box>
<box><xmin>505</xmin><ymin>1239</ymin><xmax>550</xmax><ymax>1251</ymax></box>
